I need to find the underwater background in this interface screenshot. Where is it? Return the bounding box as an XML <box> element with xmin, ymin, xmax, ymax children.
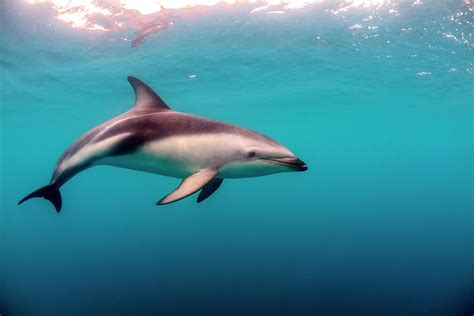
<box><xmin>0</xmin><ymin>0</ymin><xmax>472</xmax><ymax>315</ymax></box>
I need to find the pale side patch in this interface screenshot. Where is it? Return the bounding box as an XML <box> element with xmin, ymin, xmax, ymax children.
<box><xmin>58</xmin><ymin>133</ymin><xmax>132</xmax><ymax>174</ymax></box>
<box><xmin>99</xmin><ymin>133</ymin><xmax>252</xmax><ymax>178</ymax></box>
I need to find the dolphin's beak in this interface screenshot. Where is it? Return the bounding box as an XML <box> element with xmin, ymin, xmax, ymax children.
<box><xmin>261</xmin><ymin>157</ymin><xmax>308</xmax><ymax>171</ymax></box>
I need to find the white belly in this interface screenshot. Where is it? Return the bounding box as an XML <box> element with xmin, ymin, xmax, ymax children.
<box><xmin>98</xmin><ymin>150</ymin><xmax>194</xmax><ymax>178</ymax></box>
<box><xmin>96</xmin><ymin>134</ymin><xmax>236</xmax><ymax>179</ymax></box>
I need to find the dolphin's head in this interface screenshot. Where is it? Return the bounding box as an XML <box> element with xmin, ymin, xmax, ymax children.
<box><xmin>218</xmin><ymin>132</ymin><xmax>307</xmax><ymax>178</ymax></box>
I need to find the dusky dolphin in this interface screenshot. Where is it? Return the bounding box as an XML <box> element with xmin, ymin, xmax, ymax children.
<box><xmin>19</xmin><ymin>76</ymin><xmax>307</xmax><ymax>212</ymax></box>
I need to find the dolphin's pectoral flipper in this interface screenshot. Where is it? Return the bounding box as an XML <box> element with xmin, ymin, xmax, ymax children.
<box><xmin>197</xmin><ymin>178</ymin><xmax>223</xmax><ymax>203</ymax></box>
<box><xmin>18</xmin><ymin>184</ymin><xmax>62</xmax><ymax>213</ymax></box>
<box><xmin>157</xmin><ymin>169</ymin><xmax>218</xmax><ymax>205</ymax></box>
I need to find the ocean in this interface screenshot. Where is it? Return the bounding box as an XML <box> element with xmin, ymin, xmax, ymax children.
<box><xmin>0</xmin><ymin>0</ymin><xmax>472</xmax><ymax>315</ymax></box>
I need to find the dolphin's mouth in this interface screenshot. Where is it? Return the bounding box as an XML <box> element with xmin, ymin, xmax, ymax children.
<box><xmin>261</xmin><ymin>157</ymin><xmax>308</xmax><ymax>171</ymax></box>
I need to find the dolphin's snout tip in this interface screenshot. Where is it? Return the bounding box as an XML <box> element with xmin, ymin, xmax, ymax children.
<box><xmin>294</xmin><ymin>158</ymin><xmax>308</xmax><ymax>171</ymax></box>
<box><xmin>289</xmin><ymin>158</ymin><xmax>308</xmax><ymax>171</ymax></box>
<box><xmin>263</xmin><ymin>157</ymin><xmax>307</xmax><ymax>171</ymax></box>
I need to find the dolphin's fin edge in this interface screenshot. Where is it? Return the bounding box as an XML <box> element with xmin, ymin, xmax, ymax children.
<box><xmin>127</xmin><ymin>76</ymin><xmax>171</xmax><ymax>111</ymax></box>
<box><xmin>18</xmin><ymin>184</ymin><xmax>62</xmax><ymax>213</ymax></box>
<box><xmin>197</xmin><ymin>178</ymin><xmax>223</xmax><ymax>203</ymax></box>
<box><xmin>157</xmin><ymin>169</ymin><xmax>218</xmax><ymax>205</ymax></box>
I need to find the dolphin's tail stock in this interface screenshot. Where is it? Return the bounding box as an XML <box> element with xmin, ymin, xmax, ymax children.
<box><xmin>18</xmin><ymin>184</ymin><xmax>62</xmax><ymax>213</ymax></box>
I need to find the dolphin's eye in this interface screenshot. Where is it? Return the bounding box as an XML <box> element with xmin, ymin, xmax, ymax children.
<box><xmin>247</xmin><ymin>151</ymin><xmax>256</xmax><ymax>158</ymax></box>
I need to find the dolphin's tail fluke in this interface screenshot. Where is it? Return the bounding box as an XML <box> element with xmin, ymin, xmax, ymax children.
<box><xmin>18</xmin><ymin>184</ymin><xmax>62</xmax><ymax>213</ymax></box>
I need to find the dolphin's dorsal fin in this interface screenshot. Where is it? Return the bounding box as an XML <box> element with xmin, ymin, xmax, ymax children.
<box><xmin>127</xmin><ymin>76</ymin><xmax>171</xmax><ymax>111</ymax></box>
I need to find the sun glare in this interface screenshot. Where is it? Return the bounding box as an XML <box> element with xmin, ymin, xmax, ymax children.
<box><xmin>23</xmin><ymin>0</ymin><xmax>421</xmax><ymax>46</ymax></box>
<box><xmin>25</xmin><ymin>0</ymin><xmax>392</xmax><ymax>31</ymax></box>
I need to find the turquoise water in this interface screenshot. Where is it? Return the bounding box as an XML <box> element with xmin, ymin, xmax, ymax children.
<box><xmin>1</xmin><ymin>1</ymin><xmax>473</xmax><ymax>315</ymax></box>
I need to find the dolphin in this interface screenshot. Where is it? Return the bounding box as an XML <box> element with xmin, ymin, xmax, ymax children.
<box><xmin>18</xmin><ymin>76</ymin><xmax>307</xmax><ymax>212</ymax></box>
